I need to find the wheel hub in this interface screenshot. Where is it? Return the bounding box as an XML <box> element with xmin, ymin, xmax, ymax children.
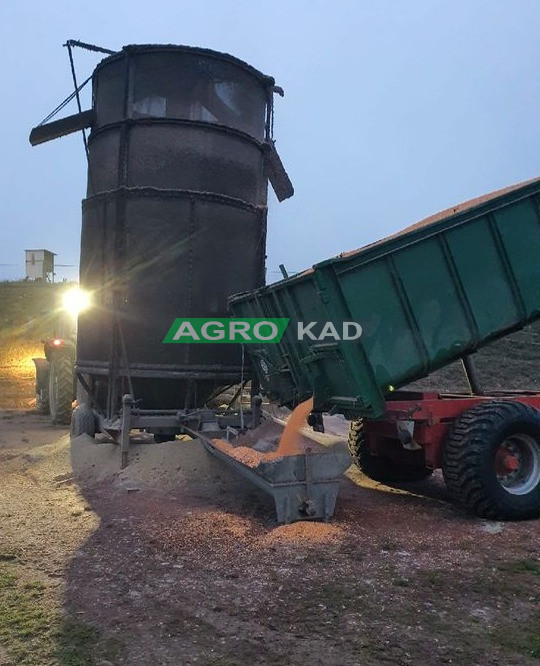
<box><xmin>495</xmin><ymin>434</ymin><xmax>540</xmax><ymax>495</ymax></box>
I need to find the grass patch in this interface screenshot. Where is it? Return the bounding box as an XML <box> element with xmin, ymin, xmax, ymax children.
<box><xmin>0</xmin><ymin>569</ymin><xmax>17</xmax><ymax>589</ymax></box>
<box><xmin>392</xmin><ymin>577</ymin><xmax>410</xmax><ymax>587</ymax></box>
<box><xmin>493</xmin><ymin>613</ymin><xmax>540</xmax><ymax>659</ymax></box>
<box><xmin>0</xmin><ymin>568</ymin><xmax>53</xmax><ymax>661</ymax></box>
<box><xmin>497</xmin><ymin>559</ymin><xmax>540</xmax><ymax>576</ymax></box>
<box><xmin>415</xmin><ymin>567</ymin><xmax>520</xmax><ymax>598</ymax></box>
<box><xmin>0</xmin><ymin>565</ymin><xmax>122</xmax><ymax>665</ymax></box>
<box><xmin>54</xmin><ymin>620</ymin><xmax>122</xmax><ymax>666</ymax></box>
<box><xmin>0</xmin><ymin>281</ymin><xmax>65</xmax><ymax>344</ymax></box>
<box><xmin>0</xmin><ymin>281</ymin><xmax>71</xmax><ymax>408</ymax></box>
<box><xmin>416</xmin><ymin>569</ymin><xmax>447</xmax><ymax>591</ymax></box>
<box><xmin>315</xmin><ymin>582</ymin><xmax>356</xmax><ymax>608</ymax></box>
<box><xmin>0</xmin><ymin>553</ymin><xmax>17</xmax><ymax>562</ymax></box>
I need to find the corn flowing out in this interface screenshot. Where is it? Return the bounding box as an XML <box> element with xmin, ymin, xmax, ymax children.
<box><xmin>211</xmin><ymin>396</ymin><xmax>314</xmax><ymax>465</ymax></box>
<box><xmin>276</xmin><ymin>397</ymin><xmax>314</xmax><ymax>456</ymax></box>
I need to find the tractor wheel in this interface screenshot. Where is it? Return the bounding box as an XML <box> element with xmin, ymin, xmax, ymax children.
<box><xmin>348</xmin><ymin>420</ymin><xmax>433</xmax><ymax>483</ymax></box>
<box><xmin>35</xmin><ymin>391</ymin><xmax>49</xmax><ymax>415</ymax></box>
<box><xmin>33</xmin><ymin>358</ymin><xmax>50</xmax><ymax>414</ymax></box>
<box><xmin>49</xmin><ymin>355</ymin><xmax>74</xmax><ymax>425</ymax></box>
<box><xmin>70</xmin><ymin>406</ymin><xmax>96</xmax><ymax>438</ymax></box>
<box><xmin>442</xmin><ymin>401</ymin><xmax>540</xmax><ymax>520</ymax></box>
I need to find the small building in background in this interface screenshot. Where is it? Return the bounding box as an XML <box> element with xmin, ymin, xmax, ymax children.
<box><xmin>25</xmin><ymin>249</ymin><xmax>56</xmax><ymax>282</ymax></box>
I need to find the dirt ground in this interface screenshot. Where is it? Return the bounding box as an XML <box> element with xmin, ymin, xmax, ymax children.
<box><xmin>1</xmin><ymin>293</ymin><xmax>540</xmax><ymax>665</ymax></box>
<box><xmin>0</xmin><ymin>406</ymin><xmax>539</xmax><ymax>666</ymax></box>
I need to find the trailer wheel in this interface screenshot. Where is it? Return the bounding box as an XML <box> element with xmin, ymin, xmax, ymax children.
<box><xmin>70</xmin><ymin>406</ymin><xmax>96</xmax><ymax>438</ymax></box>
<box><xmin>442</xmin><ymin>401</ymin><xmax>540</xmax><ymax>520</ymax></box>
<box><xmin>154</xmin><ymin>434</ymin><xmax>177</xmax><ymax>443</ymax></box>
<box><xmin>49</xmin><ymin>355</ymin><xmax>74</xmax><ymax>425</ymax></box>
<box><xmin>348</xmin><ymin>420</ymin><xmax>433</xmax><ymax>483</ymax></box>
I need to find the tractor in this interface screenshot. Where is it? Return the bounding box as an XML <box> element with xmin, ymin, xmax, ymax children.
<box><xmin>33</xmin><ymin>287</ymin><xmax>89</xmax><ymax>424</ymax></box>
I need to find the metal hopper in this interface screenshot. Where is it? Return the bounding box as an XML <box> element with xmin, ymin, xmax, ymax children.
<box><xmin>197</xmin><ymin>433</ymin><xmax>351</xmax><ymax>524</ymax></box>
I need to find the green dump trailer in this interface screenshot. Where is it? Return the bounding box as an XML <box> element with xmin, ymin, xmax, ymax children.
<box><xmin>230</xmin><ymin>178</ymin><xmax>540</xmax><ymax>520</ymax></box>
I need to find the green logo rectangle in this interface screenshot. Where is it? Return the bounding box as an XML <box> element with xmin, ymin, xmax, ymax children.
<box><xmin>163</xmin><ymin>318</ymin><xmax>289</xmax><ymax>344</ymax></box>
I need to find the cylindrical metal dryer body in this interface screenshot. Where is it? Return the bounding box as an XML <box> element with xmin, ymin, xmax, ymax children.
<box><xmin>78</xmin><ymin>45</ymin><xmax>275</xmax><ymax>411</ymax></box>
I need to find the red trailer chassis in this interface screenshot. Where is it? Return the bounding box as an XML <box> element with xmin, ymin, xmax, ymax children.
<box><xmin>364</xmin><ymin>390</ymin><xmax>540</xmax><ymax>471</ymax></box>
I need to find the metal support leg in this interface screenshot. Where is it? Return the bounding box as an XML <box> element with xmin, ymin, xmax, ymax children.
<box><xmin>461</xmin><ymin>354</ymin><xmax>483</xmax><ymax>396</ymax></box>
<box><xmin>76</xmin><ymin>372</ymin><xmax>92</xmax><ymax>408</ymax></box>
<box><xmin>250</xmin><ymin>377</ymin><xmax>262</xmax><ymax>430</ymax></box>
<box><xmin>120</xmin><ymin>394</ymin><xmax>133</xmax><ymax>469</ymax></box>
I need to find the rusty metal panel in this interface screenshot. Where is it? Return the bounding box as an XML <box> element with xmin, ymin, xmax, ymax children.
<box><xmin>87</xmin><ymin>122</ymin><xmax>266</xmax><ymax>204</ymax></box>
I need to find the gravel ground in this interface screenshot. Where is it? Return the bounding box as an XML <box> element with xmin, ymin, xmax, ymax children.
<box><xmin>0</xmin><ymin>408</ymin><xmax>539</xmax><ymax>665</ymax></box>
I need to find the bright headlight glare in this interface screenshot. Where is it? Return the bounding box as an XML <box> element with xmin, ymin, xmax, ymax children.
<box><xmin>62</xmin><ymin>288</ymin><xmax>91</xmax><ymax>317</ymax></box>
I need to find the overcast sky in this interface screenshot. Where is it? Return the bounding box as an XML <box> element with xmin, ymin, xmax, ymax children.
<box><xmin>1</xmin><ymin>0</ymin><xmax>539</xmax><ymax>282</ymax></box>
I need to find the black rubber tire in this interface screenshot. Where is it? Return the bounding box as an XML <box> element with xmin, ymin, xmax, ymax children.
<box><xmin>154</xmin><ymin>434</ymin><xmax>177</xmax><ymax>443</ymax></box>
<box><xmin>33</xmin><ymin>358</ymin><xmax>50</xmax><ymax>414</ymax></box>
<box><xmin>35</xmin><ymin>391</ymin><xmax>49</xmax><ymax>415</ymax></box>
<box><xmin>442</xmin><ymin>401</ymin><xmax>540</xmax><ymax>520</ymax></box>
<box><xmin>348</xmin><ymin>420</ymin><xmax>433</xmax><ymax>483</ymax></box>
<box><xmin>70</xmin><ymin>406</ymin><xmax>96</xmax><ymax>438</ymax></box>
<box><xmin>49</xmin><ymin>355</ymin><xmax>74</xmax><ymax>425</ymax></box>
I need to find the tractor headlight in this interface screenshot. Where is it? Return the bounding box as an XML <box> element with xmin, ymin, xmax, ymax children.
<box><xmin>62</xmin><ymin>287</ymin><xmax>91</xmax><ymax>318</ymax></box>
